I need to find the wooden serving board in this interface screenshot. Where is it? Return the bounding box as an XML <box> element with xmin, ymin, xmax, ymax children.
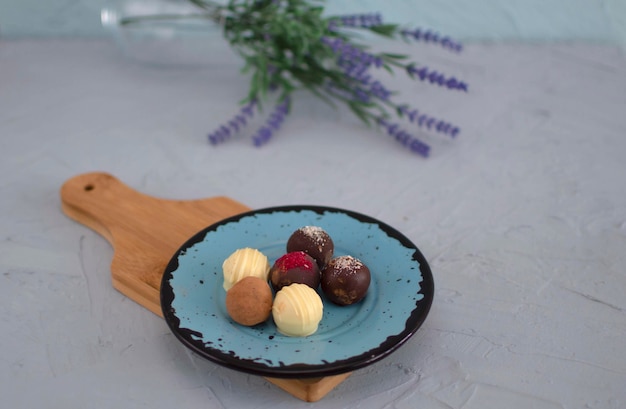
<box><xmin>60</xmin><ymin>172</ymin><xmax>350</xmax><ymax>402</ymax></box>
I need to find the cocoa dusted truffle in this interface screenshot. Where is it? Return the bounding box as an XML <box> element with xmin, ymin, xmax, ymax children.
<box><xmin>225</xmin><ymin>276</ymin><xmax>273</xmax><ymax>326</ymax></box>
<box><xmin>321</xmin><ymin>255</ymin><xmax>371</xmax><ymax>306</ymax></box>
<box><xmin>269</xmin><ymin>251</ymin><xmax>320</xmax><ymax>292</ymax></box>
<box><xmin>286</xmin><ymin>226</ymin><xmax>334</xmax><ymax>268</ymax></box>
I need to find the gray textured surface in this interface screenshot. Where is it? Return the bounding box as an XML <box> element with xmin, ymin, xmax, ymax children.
<box><xmin>1</xmin><ymin>38</ymin><xmax>626</xmax><ymax>408</ymax></box>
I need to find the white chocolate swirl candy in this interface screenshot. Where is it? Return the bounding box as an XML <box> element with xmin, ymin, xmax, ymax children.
<box><xmin>272</xmin><ymin>283</ymin><xmax>323</xmax><ymax>337</ymax></box>
<box><xmin>222</xmin><ymin>248</ymin><xmax>270</xmax><ymax>291</ymax></box>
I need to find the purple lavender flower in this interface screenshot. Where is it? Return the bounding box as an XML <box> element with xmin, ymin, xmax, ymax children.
<box><xmin>251</xmin><ymin>96</ymin><xmax>291</xmax><ymax>146</ymax></box>
<box><xmin>378</xmin><ymin>117</ymin><xmax>430</xmax><ymax>157</ymax></box>
<box><xmin>398</xmin><ymin>105</ymin><xmax>460</xmax><ymax>137</ymax></box>
<box><xmin>328</xmin><ymin>13</ymin><xmax>384</xmax><ymax>30</ymax></box>
<box><xmin>400</xmin><ymin>28</ymin><xmax>463</xmax><ymax>53</ymax></box>
<box><xmin>326</xmin><ymin>72</ymin><xmax>391</xmax><ymax>105</ymax></box>
<box><xmin>324</xmin><ymin>82</ymin><xmax>371</xmax><ymax>104</ymax></box>
<box><xmin>334</xmin><ymin>56</ymin><xmax>392</xmax><ymax>103</ymax></box>
<box><xmin>369</xmin><ymin>80</ymin><xmax>391</xmax><ymax>101</ymax></box>
<box><xmin>325</xmin><ymin>35</ymin><xmax>460</xmax><ymax>144</ymax></box>
<box><xmin>337</xmin><ymin>59</ymin><xmax>372</xmax><ymax>90</ymax></box>
<box><xmin>406</xmin><ymin>64</ymin><xmax>468</xmax><ymax>92</ymax></box>
<box><xmin>322</xmin><ymin>36</ymin><xmax>384</xmax><ymax>68</ymax></box>
<box><xmin>208</xmin><ymin>99</ymin><xmax>258</xmax><ymax>145</ymax></box>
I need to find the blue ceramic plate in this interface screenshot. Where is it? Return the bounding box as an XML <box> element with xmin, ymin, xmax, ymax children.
<box><xmin>161</xmin><ymin>206</ymin><xmax>434</xmax><ymax>378</ymax></box>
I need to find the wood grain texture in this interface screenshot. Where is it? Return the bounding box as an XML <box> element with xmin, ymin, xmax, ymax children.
<box><xmin>265</xmin><ymin>373</ymin><xmax>353</xmax><ymax>402</ymax></box>
<box><xmin>60</xmin><ymin>172</ymin><xmax>250</xmax><ymax>316</ymax></box>
<box><xmin>59</xmin><ymin>171</ymin><xmax>351</xmax><ymax>401</ymax></box>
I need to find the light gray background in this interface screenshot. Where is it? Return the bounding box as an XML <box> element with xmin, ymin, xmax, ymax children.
<box><xmin>1</xmin><ymin>0</ymin><xmax>626</xmax><ymax>46</ymax></box>
<box><xmin>2</xmin><ymin>1</ymin><xmax>626</xmax><ymax>408</ymax></box>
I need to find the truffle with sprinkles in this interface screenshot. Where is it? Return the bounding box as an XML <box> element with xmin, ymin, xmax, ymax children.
<box><xmin>286</xmin><ymin>226</ymin><xmax>334</xmax><ymax>269</ymax></box>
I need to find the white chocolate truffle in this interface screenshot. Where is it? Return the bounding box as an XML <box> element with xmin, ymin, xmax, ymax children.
<box><xmin>272</xmin><ymin>283</ymin><xmax>323</xmax><ymax>337</ymax></box>
<box><xmin>222</xmin><ymin>248</ymin><xmax>270</xmax><ymax>291</ymax></box>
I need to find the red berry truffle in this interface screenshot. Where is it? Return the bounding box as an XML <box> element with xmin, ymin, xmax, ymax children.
<box><xmin>269</xmin><ymin>251</ymin><xmax>321</xmax><ymax>292</ymax></box>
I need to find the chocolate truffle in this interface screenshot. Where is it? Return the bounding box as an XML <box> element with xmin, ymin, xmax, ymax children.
<box><xmin>272</xmin><ymin>283</ymin><xmax>323</xmax><ymax>337</ymax></box>
<box><xmin>321</xmin><ymin>255</ymin><xmax>371</xmax><ymax>306</ymax></box>
<box><xmin>225</xmin><ymin>276</ymin><xmax>273</xmax><ymax>326</ymax></box>
<box><xmin>269</xmin><ymin>251</ymin><xmax>320</xmax><ymax>292</ymax></box>
<box><xmin>286</xmin><ymin>226</ymin><xmax>334</xmax><ymax>269</ymax></box>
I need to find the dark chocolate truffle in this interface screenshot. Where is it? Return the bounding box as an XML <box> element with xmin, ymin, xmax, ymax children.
<box><xmin>286</xmin><ymin>226</ymin><xmax>334</xmax><ymax>269</ymax></box>
<box><xmin>321</xmin><ymin>255</ymin><xmax>371</xmax><ymax>306</ymax></box>
<box><xmin>270</xmin><ymin>251</ymin><xmax>321</xmax><ymax>292</ymax></box>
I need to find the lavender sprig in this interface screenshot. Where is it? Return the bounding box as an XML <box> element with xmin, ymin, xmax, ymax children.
<box><xmin>328</xmin><ymin>42</ymin><xmax>464</xmax><ymax>144</ymax></box>
<box><xmin>323</xmin><ymin>35</ymin><xmax>468</xmax><ymax>96</ymax></box>
<box><xmin>378</xmin><ymin>117</ymin><xmax>430</xmax><ymax>157</ymax></box>
<box><xmin>251</xmin><ymin>96</ymin><xmax>291</xmax><ymax>146</ymax></box>
<box><xmin>400</xmin><ymin>28</ymin><xmax>463</xmax><ymax>53</ymax></box>
<box><xmin>321</xmin><ymin>36</ymin><xmax>384</xmax><ymax>69</ymax></box>
<box><xmin>333</xmin><ymin>58</ymin><xmax>393</xmax><ymax>104</ymax></box>
<box><xmin>208</xmin><ymin>99</ymin><xmax>257</xmax><ymax>145</ymax></box>
<box><xmin>406</xmin><ymin>64</ymin><xmax>468</xmax><ymax>92</ymax></box>
<box><xmin>209</xmin><ymin>95</ymin><xmax>291</xmax><ymax>146</ymax></box>
<box><xmin>328</xmin><ymin>13</ymin><xmax>383</xmax><ymax>30</ymax></box>
<box><xmin>398</xmin><ymin>105</ymin><xmax>460</xmax><ymax>138</ymax></box>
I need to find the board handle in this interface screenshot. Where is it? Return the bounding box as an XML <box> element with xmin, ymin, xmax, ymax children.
<box><xmin>61</xmin><ymin>172</ymin><xmax>139</xmax><ymax>244</ymax></box>
<box><xmin>60</xmin><ymin>172</ymin><xmax>250</xmax><ymax>315</ymax></box>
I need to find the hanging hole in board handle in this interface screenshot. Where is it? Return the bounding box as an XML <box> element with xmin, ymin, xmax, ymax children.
<box><xmin>84</xmin><ymin>184</ymin><xmax>95</xmax><ymax>192</ymax></box>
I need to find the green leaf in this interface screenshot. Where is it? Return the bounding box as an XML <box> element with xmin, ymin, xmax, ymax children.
<box><xmin>347</xmin><ymin>101</ymin><xmax>373</xmax><ymax>127</ymax></box>
<box><xmin>382</xmin><ymin>63</ymin><xmax>394</xmax><ymax>75</ymax></box>
<box><xmin>396</xmin><ymin>104</ymin><xmax>409</xmax><ymax>117</ymax></box>
<box><xmin>307</xmin><ymin>85</ymin><xmax>339</xmax><ymax>108</ymax></box>
<box><xmin>381</xmin><ymin>52</ymin><xmax>408</xmax><ymax>60</ymax></box>
<box><xmin>368</xmin><ymin>24</ymin><xmax>399</xmax><ymax>38</ymax></box>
